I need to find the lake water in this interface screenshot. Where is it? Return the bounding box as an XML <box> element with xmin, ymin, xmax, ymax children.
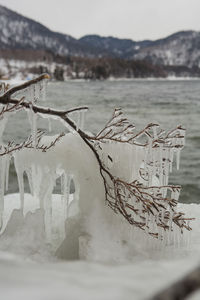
<box><xmin>4</xmin><ymin>78</ymin><xmax>200</xmax><ymax>203</ymax></box>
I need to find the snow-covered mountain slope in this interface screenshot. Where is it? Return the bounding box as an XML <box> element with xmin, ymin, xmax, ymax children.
<box><xmin>79</xmin><ymin>35</ymin><xmax>152</xmax><ymax>58</ymax></box>
<box><xmin>133</xmin><ymin>31</ymin><xmax>200</xmax><ymax>67</ymax></box>
<box><xmin>80</xmin><ymin>31</ymin><xmax>200</xmax><ymax>67</ymax></box>
<box><xmin>0</xmin><ymin>4</ymin><xmax>200</xmax><ymax>67</ymax></box>
<box><xmin>0</xmin><ymin>5</ymin><xmax>102</xmax><ymax>57</ymax></box>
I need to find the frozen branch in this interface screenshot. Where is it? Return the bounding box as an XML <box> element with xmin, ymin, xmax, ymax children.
<box><xmin>0</xmin><ymin>131</ymin><xmax>65</xmax><ymax>156</ymax></box>
<box><xmin>0</xmin><ymin>74</ymin><xmax>193</xmax><ymax>239</ymax></box>
<box><xmin>0</xmin><ymin>74</ymin><xmax>50</xmax><ymax>103</ymax></box>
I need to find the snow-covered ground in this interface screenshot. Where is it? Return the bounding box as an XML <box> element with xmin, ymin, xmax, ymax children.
<box><xmin>0</xmin><ymin>193</ymin><xmax>199</xmax><ymax>300</ymax></box>
<box><xmin>0</xmin><ymin>58</ymin><xmax>70</xmax><ymax>82</ymax></box>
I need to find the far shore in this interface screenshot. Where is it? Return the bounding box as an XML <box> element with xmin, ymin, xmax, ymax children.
<box><xmin>1</xmin><ymin>75</ymin><xmax>200</xmax><ymax>86</ymax></box>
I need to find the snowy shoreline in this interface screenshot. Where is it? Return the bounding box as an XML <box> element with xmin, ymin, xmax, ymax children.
<box><xmin>0</xmin><ymin>193</ymin><xmax>199</xmax><ymax>300</ymax></box>
<box><xmin>1</xmin><ymin>75</ymin><xmax>200</xmax><ymax>86</ymax></box>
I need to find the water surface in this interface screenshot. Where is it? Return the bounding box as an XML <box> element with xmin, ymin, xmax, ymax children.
<box><xmin>4</xmin><ymin>79</ymin><xmax>200</xmax><ymax>203</ymax></box>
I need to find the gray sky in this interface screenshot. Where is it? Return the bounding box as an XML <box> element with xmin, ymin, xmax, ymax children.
<box><xmin>0</xmin><ymin>0</ymin><xmax>199</xmax><ymax>41</ymax></box>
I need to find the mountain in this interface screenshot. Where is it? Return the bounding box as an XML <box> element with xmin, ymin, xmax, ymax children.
<box><xmin>79</xmin><ymin>35</ymin><xmax>152</xmax><ymax>58</ymax></box>
<box><xmin>0</xmin><ymin>5</ymin><xmax>103</xmax><ymax>57</ymax></box>
<box><xmin>80</xmin><ymin>32</ymin><xmax>200</xmax><ymax>67</ymax></box>
<box><xmin>0</xmin><ymin>4</ymin><xmax>200</xmax><ymax>68</ymax></box>
<box><xmin>133</xmin><ymin>31</ymin><xmax>200</xmax><ymax>67</ymax></box>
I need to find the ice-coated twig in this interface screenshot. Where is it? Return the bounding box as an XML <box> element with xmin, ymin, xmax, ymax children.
<box><xmin>0</xmin><ymin>131</ymin><xmax>65</xmax><ymax>156</ymax></box>
<box><xmin>0</xmin><ymin>74</ymin><xmax>50</xmax><ymax>103</ymax></box>
<box><xmin>0</xmin><ymin>97</ymin><xmax>25</xmax><ymax>117</ymax></box>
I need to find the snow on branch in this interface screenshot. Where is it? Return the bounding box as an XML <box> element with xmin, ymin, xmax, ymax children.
<box><xmin>0</xmin><ymin>74</ymin><xmax>194</xmax><ymax>240</ymax></box>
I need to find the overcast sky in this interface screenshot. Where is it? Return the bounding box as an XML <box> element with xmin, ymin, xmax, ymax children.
<box><xmin>0</xmin><ymin>0</ymin><xmax>199</xmax><ymax>41</ymax></box>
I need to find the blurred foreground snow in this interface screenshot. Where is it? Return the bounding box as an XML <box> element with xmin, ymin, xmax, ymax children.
<box><xmin>0</xmin><ymin>193</ymin><xmax>199</xmax><ymax>300</ymax></box>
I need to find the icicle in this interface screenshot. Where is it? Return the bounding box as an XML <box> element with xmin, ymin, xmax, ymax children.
<box><xmin>149</xmin><ymin>138</ymin><xmax>153</xmax><ymax>162</ymax></box>
<box><xmin>59</xmin><ymin>172</ymin><xmax>72</xmax><ymax>240</ymax></box>
<box><xmin>159</xmin><ymin>144</ymin><xmax>163</xmax><ymax>185</ymax></box>
<box><xmin>153</xmin><ymin>126</ymin><xmax>158</xmax><ymax>139</ymax></box>
<box><xmin>26</xmin><ymin>168</ymin><xmax>34</xmax><ymax>196</ymax></box>
<box><xmin>61</xmin><ymin>172</ymin><xmax>72</xmax><ymax>219</ymax></box>
<box><xmin>18</xmin><ymin>171</ymin><xmax>24</xmax><ymax>211</ymax></box>
<box><xmin>76</xmin><ymin>111</ymin><xmax>81</xmax><ymax>131</ymax></box>
<box><xmin>0</xmin><ymin>83</ymin><xmax>6</xmax><ymax>95</ymax></box>
<box><xmin>31</xmin><ymin>165</ymin><xmax>43</xmax><ymax>206</ymax></box>
<box><xmin>148</xmin><ymin>166</ymin><xmax>153</xmax><ymax>187</ymax></box>
<box><xmin>48</xmin><ymin>118</ymin><xmax>52</xmax><ymax>132</ymax></box>
<box><xmin>169</xmin><ymin>148</ymin><xmax>174</xmax><ymax>172</ymax></box>
<box><xmin>145</xmin><ymin>139</ymin><xmax>153</xmax><ymax>186</ymax></box>
<box><xmin>145</xmin><ymin>213</ymin><xmax>149</xmax><ymax>233</ymax></box>
<box><xmin>72</xmin><ymin>175</ymin><xmax>80</xmax><ymax>211</ymax></box>
<box><xmin>32</xmin><ymin>111</ymin><xmax>37</xmax><ymax>148</ymax></box>
<box><xmin>33</xmin><ymin>84</ymin><xmax>37</xmax><ymax>103</ymax></box>
<box><xmin>14</xmin><ymin>154</ymin><xmax>24</xmax><ymax>212</ymax></box>
<box><xmin>0</xmin><ymin>114</ymin><xmax>8</xmax><ymax>144</ymax></box>
<box><xmin>27</xmin><ymin>106</ymin><xmax>37</xmax><ymax>147</ymax></box>
<box><xmin>171</xmin><ymin>190</ymin><xmax>175</xmax><ymax>201</ymax></box>
<box><xmin>40</xmin><ymin>78</ymin><xmax>47</xmax><ymax>102</ymax></box>
<box><xmin>143</xmin><ymin>146</ymin><xmax>148</xmax><ymax>171</ymax></box>
<box><xmin>164</xmin><ymin>151</ymin><xmax>169</xmax><ymax>186</ymax></box>
<box><xmin>152</xmin><ymin>148</ymin><xmax>156</xmax><ymax>177</ymax></box>
<box><xmin>128</xmin><ymin>145</ymin><xmax>133</xmax><ymax>181</ymax></box>
<box><xmin>158</xmin><ymin>226</ymin><xmax>162</xmax><ymax>241</ymax></box>
<box><xmin>186</xmin><ymin>220</ymin><xmax>191</xmax><ymax>248</ymax></box>
<box><xmin>5</xmin><ymin>155</ymin><xmax>10</xmax><ymax>191</ymax></box>
<box><xmin>30</xmin><ymin>83</ymin><xmax>39</xmax><ymax>104</ymax></box>
<box><xmin>176</xmin><ymin>149</ymin><xmax>181</xmax><ymax>170</ymax></box>
<box><xmin>160</xmin><ymin>209</ymin><xmax>165</xmax><ymax>223</ymax></box>
<box><xmin>25</xmin><ymin>164</ymin><xmax>56</xmax><ymax>243</ymax></box>
<box><xmin>163</xmin><ymin>149</ymin><xmax>169</xmax><ymax>186</ymax></box>
<box><xmin>0</xmin><ymin>157</ymin><xmax>6</xmax><ymax>228</ymax></box>
<box><xmin>169</xmin><ymin>211</ymin><xmax>173</xmax><ymax>231</ymax></box>
<box><xmin>79</xmin><ymin>111</ymin><xmax>85</xmax><ymax>130</ymax></box>
<box><xmin>174</xmin><ymin>189</ymin><xmax>180</xmax><ymax>201</ymax></box>
<box><xmin>29</xmin><ymin>84</ymin><xmax>34</xmax><ymax>104</ymax></box>
<box><xmin>182</xmin><ymin>130</ymin><xmax>186</xmax><ymax>147</ymax></box>
<box><xmin>43</xmin><ymin>176</ymin><xmax>54</xmax><ymax>243</ymax></box>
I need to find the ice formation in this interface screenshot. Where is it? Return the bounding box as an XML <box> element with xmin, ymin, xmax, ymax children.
<box><xmin>90</xmin><ymin>108</ymin><xmax>189</xmax><ymax>242</ymax></box>
<box><xmin>0</xmin><ymin>77</ymin><xmax>193</xmax><ymax>260</ymax></box>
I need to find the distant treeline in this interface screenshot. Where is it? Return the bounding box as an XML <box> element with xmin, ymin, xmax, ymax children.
<box><xmin>1</xmin><ymin>49</ymin><xmax>200</xmax><ymax>80</ymax></box>
<box><xmin>65</xmin><ymin>56</ymin><xmax>166</xmax><ymax>79</ymax></box>
<box><xmin>27</xmin><ymin>53</ymin><xmax>200</xmax><ymax>80</ymax></box>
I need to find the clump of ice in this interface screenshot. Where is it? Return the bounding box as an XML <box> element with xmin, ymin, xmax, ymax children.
<box><xmin>0</xmin><ymin>79</ymin><xmax>192</xmax><ymax>262</ymax></box>
<box><xmin>0</xmin><ymin>133</ymin><xmax>103</xmax><ymax>255</ymax></box>
<box><xmin>0</xmin><ymin>208</ymin><xmax>52</xmax><ymax>261</ymax></box>
<box><xmin>0</xmin><ymin>128</ymin><xmax>192</xmax><ymax>261</ymax></box>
